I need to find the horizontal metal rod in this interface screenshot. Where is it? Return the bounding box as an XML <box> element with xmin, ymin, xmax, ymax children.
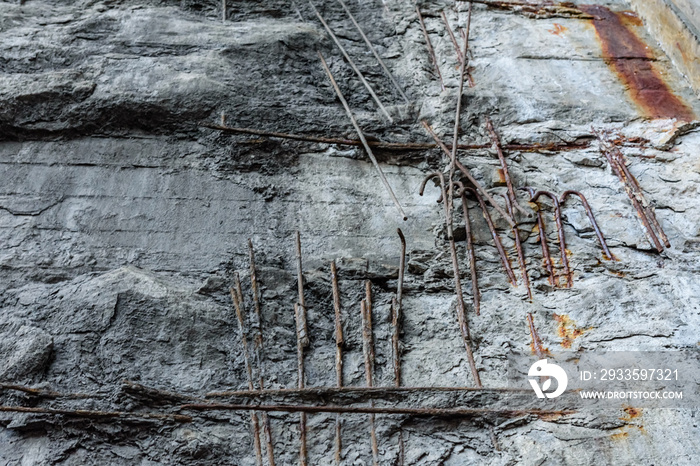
<box><xmin>181</xmin><ymin>402</ymin><xmax>574</xmax><ymax>417</ymax></box>
<box><xmin>0</xmin><ymin>405</ymin><xmax>192</xmax><ymax>423</ymax></box>
<box><xmin>203</xmin><ymin>123</ymin><xmax>589</xmax><ymax>152</ymax></box>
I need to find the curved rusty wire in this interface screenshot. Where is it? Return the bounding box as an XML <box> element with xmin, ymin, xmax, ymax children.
<box><xmin>520</xmin><ymin>187</ymin><xmax>557</xmax><ymax>287</ymax></box>
<box><xmin>499</xmin><ymin>193</ymin><xmax>532</xmax><ymax>301</ymax></box>
<box><xmin>559</xmin><ymin>190</ymin><xmax>617</xmax><ymax>261</ymax></box>
<box><xmin>419</xmin><ymin>173</ymin><xmax>481</xmax><ymax>387</ymax></box>
<box><xmin>528</xmin><ymin>189</ymin><xmax>572</xmax><ymax>288</ymax></box>
<box><xmin>461</xmin><ymin>187</ymin><xmax>518</xmax><ymax>286</ymax></box>
<box><xmin>452</xmin><ymin>181</ymin><xmax>480</xmax><ymax>315</ymax></box>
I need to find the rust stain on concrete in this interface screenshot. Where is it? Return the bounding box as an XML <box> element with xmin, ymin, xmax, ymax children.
<box><xmin>548</xmin><ymin>23</ymin><xmax>567</xmax><ymax>35</ymax></box>
<box><xmin>553</xmin><ymin>313</ymin><xmax>591</xmax><ymax>348</ymax></box>
<box><xmin>581</xmin><ymin>5</ymin><xmax>695</xmax><ymax>121</ymax></box>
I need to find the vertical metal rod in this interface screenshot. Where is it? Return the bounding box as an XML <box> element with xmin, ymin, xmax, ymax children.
<box><xmin>527</xmin><ymin>313</ymin><xmax>548</xmax><ymax>359</ymax></box>
<box><xmin>521</xmin><ymin>187</ymin><xmax>557</xmax><ymax>287</ymax></box>
<box><xmin>309</xmin><ymin>2</ymin><xmax>394</xmax><ymax>123</ymax></box>
<box><xmin>248</xmin><ymin>240</ymin><xmax>276</xmax><ymax>466</ymax></box>
<box><xmin>420</xmin><ymin>120</ymin><xmax>516</xmax><ymax>227</ymax></box>
<box><xmin>529</xmin><ymin>190</ymin><xmax>572</xmax><ymax>288</ymax></box>
<box><xmin>420</xmin><ymin>173</ymin><xmax>481</xmax><ymax>387</ymax></box>
<box><xmin>222</xmin><ymin>0</ymin><xmax>226</xmax><ymax>22</ymax></box>
<box><xmin>337</xmin><ymin>0</ymin><xmax>410</xmax><ymax>103</ymax></box>
<box><xmin>615</xmin><ymin>156</ymin><xmax>670</xmax><ymax>248</ymax></box>
<box><xmin>392</xmin><ymin>228</ymin><xmax>406</xmax><ymax>386</ymax></box>
<box><xmin>230</xmin><ymin>281</ymin><xmax>264</xmax><ymax>466</ymax></box>
<box><xmin>330</xmin><ymin>261</ymin><xmax>343</xmax><ymax>465</ymax></box>
<box><xmin>294</xmin><ymin>304</ymin><xmax>308</xmax><ymax>466</ymax></box>
<box><xmin>416</xmin><ymin>6</ymin><xmax>445</xmax><ymax>91</ymax></box>
<box><xmin>559</xmin><ymin>191</ymin><xmax>616</xmax><ymax>261</ymax></box>
<box><xmin>447</xmin><ymin>21</ymin><xmax>471</xmax><ymax>237</ymax></box>
<box><xmin>360</xmin><ymin>297</ymin><xmax>379</xmax><ymax>466</ymax></box>
<box><xmin>454</xmin><ymin>182</ymin><xmax>481</xmax><ymax>315</ymax></box>
<box><xmin>293</xmin><ymin>232</ymin><xmax>307</xmax><ymax>466</ymax></box>
<box><xmin>318</xmin><ymin>52</ymin><xmax>408</xmax><ymax>220</ymax></box>
<box><xmin>441</xmin><ymin>11</ymin><xmax>464</xmax><ymax>64</ymax></box>
<box><xmin>463</xmin><ymin>188</ymin><xmax>518</xmax><ymax>286</ymax></box>
<box><xmin>484</xmin><ymin>117</ymin><xmax>530</xmax><ymax>217</ymax></box>
<box><xmin>500</xmin><ymin>194</ymin><xmax>532</xmax><ymax>300</ymax></box>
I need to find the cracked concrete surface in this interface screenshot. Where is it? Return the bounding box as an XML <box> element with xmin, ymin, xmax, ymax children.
<box><xmin>1</xmin><ymin>0</ymin><xmax>700</xmax><ymax>464</ymax></box>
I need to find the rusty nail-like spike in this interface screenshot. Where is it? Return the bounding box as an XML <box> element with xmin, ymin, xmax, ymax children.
<box><xmin>318</xmin><ymin>52</ymin><xmax>407</xmax><ymax>220</ymax></box>
<box><xmin>463</xmin><ymin>188</ymin><xmax>518</xmax><ymax>286</ymax></box>
<box><xmin>248</xmin><ymin>240</ymin><xmax>277</xmax><ymax>466</ymax></box>
<box><xmin>360</xmin><ymin>298</ymin><xmax>380</xmax><ymax>466</ymax></box>
<box><xmin>330</xmin><ymin>260</ymin><xmax>343</xmax><ymax>464</ymax></box>
<box><xmin>416</xmin><ymin>6</ymin><xmax>445</xmax><ymax>91</ymax></box>
<box><xmin>453</xmin><ymin>181</ymin><xmax>481</xmax><ymax>315</ymax></box>
<box><xmin>309</xmin><ymin>2</ymin><xmax>393</xmax><ymax>122</ymax></box>
<box><xmin>420</xmin><ymin>174</ymin><xmax>481</xmax><ymax>387</ymax></box>
<box><xmin>520</xmin><ymin>187</ymin><xmax>557</xmax><ymax>287</ymax></box>
<box><xmin>559</xmin><ymin>191</ymin><xmax>617</xmax><ymax>261</ymax></box>
<box><xmin>420</xmin><ymin>120</ymin><xmax>517</xmax><ymax>228</ymax></box>
<box><xmin>500</xmin><ymin>194</ymin><xmax>532</xmax><ymax>300</ymax></box>
<box><xmin>529</xmin><ymin>190</ymin><xmax>572</xmax><ymax>288</ymax></box>
<box><xmin>337</xmin><ymin>0</ymin><xmax>410</xmax><ymax>103</ymax></box>
<box><xmin>441</xmin><ymin>11</ymin><xmax>464</xmax><ymax>64</ymax></box>
<box><xmin>230</xmin><ymin>281</ymin><xmax>264</xmax><ymax>466</ymax></box>
<box><xmin>527</xmin><ymin>313</ymin><xmax>549</xmax><ymax>359</ymax></box>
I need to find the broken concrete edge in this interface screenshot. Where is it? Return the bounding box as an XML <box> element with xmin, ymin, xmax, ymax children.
<box><xmin>630</xmin><ymin>0</ymin><xmax>700</xmax><ymax>97</ymax></box>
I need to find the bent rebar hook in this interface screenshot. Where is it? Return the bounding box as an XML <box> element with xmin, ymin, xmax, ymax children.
<box><xmin>559</xmin><ymin>190</ymin><xmax>617</xmax><ymax>261</ymax></box>
<box><xmin>527</xmin><ymin>189</ymin><xmax>572</xmax><ymax>288</ymax></box>
<box><xmin>520</xmin><ymin>187</ymin><xmax>557</xmax><ymax>287</ymax></box>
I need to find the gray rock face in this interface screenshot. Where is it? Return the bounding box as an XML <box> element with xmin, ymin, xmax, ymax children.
<box><xmin>1</xmin><ymin>0</ymin><xmax>700</xmax><ymax>464</ymax></box>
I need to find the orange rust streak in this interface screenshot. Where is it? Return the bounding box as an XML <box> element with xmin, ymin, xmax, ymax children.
<box><xmin>581</xmin><ymin>5</ymin><xmax>695</xmax><ymax>121</ymax></box>
<box><xmin>548</xmin><ymin>23</ymin><xmax>567</xmax><ymax>35</ymax></box>
<box><xmin>553</xmin><ymin>313</ymin><xmax>590</xmax><ymax>348</ymax></box>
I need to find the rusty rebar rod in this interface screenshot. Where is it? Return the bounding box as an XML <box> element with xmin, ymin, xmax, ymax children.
<box><xmin>447</xmin><ymin>19</ymin><xmax>472</xmax><ymax>236</ymax></box>
<box><xmin>521</xmin><ymin>187</ymin><xmax>557</xmax><ymax>286</ymax></box>
<box><xmin>330</xmin><ymin>260</ymin><xmax>343</xmax><ymax>465</ymax></box>
<box><xmin>248</xmin><ymin>240</ymin><xmax>276</xmax><ymax>466</ymax></box>
<box><xmin>360</xmin><ymin>297</ymin><xmax>379</xmax><ymax>466</ymax></box>
<box><xmin>615</xmin><ymin>154</ymin><xmax>670</xmax><ymax>248</ymax></box>
<box><xmin>559</xmin><ymin>191</ymin><xmax>616</xmax><ymax>261</ymax></box>
<box><xmin>293</xmin><ymin>232</ymin><xmax>308</xmax><ymax>466</ymax></box>
<box><xmin>180</xmin><ymin>402</ymin><xmax>574</xmax><ymax>417</ymax></box>
<box><xmin>337</xmin><ymin>0</ymin><xmax>410</xmax><ymax>103</ymax></box>
<box><xmin>222</xmin><ymin>0</ymin><xmax>226</xmax><ymax>22</ymax></box>
<box><xmin>420</xmin><ymin>120</ymin><xmax>516</xmax><ymax>227</ymax></box>
<box><xmin>392</xmin><ymin>228</ymin><xmax>406</xmax><ymax>387</ymax></box>
<box><xmin>529</xmin><ymin>190</ymin><xmax>572</xmax><ymax>288</ymax></box>
<box><xmin>596</xmin><ymin>135</ymin><xmax>664</xmax><ymax>252</ymax></box>
<box><xmin>204</xmin><ymin>123</ymin><xmax>589</xmax><ymax>152</ymax></box>
<box><xmin>485</xmin><ymin>117</ymin><xmax>530</xmax><ymax>217</ymax></box>
<box><xmin>416</xmin><ymin>6</ymin><xmax>445</xmax><ymax>91</ymax></box>
<box><xmin>463</xmin><ymin>188</ymin><xmax>518</xmax><ymax>286</ymax></box>
<box><xmin>318</xmin><ymin>51</ymin><xmax>407</xmax><ymax>220</ymax></box>
<box><xmin>309</xmin><ymin>1</ymin><xmax>393</xmax><ymax>122</ymax></box>
<box><xmin>453</xmin><ymin>181</ymin><xmax>481</xmax><ymax>315</ymax></box>
<box><xmin>500</xmin><ymin>193</ymin><xmax>532</xmax><ymax>300</ymax></box>
<box><xmin>441</xmin><ymin>11</ymin><xmax>464</xmax><ymax>64</ymax></box>
<box><xmin>420</xmin><ymin>172</ymin><xmax>481</xmax><ymax>387</ymax></box>
<box><xmin>526</xmin><ymin>313</ymin><xmax>549</xmax><ymax>359</ymax></box>
<box><xmin>0</xmin><ymin>405</ymin><xmax>192</xmax><ymax>422</ymax></box>
<box><xmin>231</xmin><ymin>281</ymin><xmax>265</xmax><ymax>466</ymax></box>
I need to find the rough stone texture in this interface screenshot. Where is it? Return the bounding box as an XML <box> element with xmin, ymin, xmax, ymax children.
<box><xmin>1</xmin><ymin>0</ymin><xmax>700</xmax><ymax>464</ymax></box>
